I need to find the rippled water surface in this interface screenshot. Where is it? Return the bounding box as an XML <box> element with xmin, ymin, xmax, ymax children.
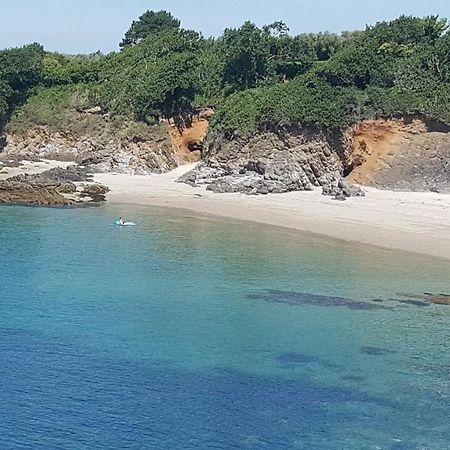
<box><xmin>1</xmin><ymin>204</ymin><xmax>449</xmax><ymax>449</ymax></box>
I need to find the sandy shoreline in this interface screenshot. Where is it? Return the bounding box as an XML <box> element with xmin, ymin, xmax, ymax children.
<box><xmin>94</xmin><ymin>164</ymin><xmax>450</xmax><ymax>261</ymax></box>
<box><xmin>2</xmin><ymin>159</ymin><xmax>448</xmax><ymax>260</ymax></box>
<box><xmin>0</xmin><ymin>159</ymin><xmax>73</xmax><ymax>181</ymax></box>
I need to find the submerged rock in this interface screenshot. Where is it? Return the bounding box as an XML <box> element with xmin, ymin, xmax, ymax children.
<box><xmin>360</xmin><ymin>346</ymin><xmax>396</xmax><ymax>356</ymax></box>
<box><xmin>276</xmin><ymin>352</ymin><xmax>341</xmax><ymax>369</ymax></box>
<box><xmin>397</xmin><ymin>292</ymin><xmax>450</xmax><ymax>306</ymax></box>
<box><xmin>276</xmin><ymin>353</ymin><xmax>319</xmax><ymax>365</ymax></box>
<box><xmin>247</xmin><ymin>289</ymin><xmax>392</xmax><ymax>310</ymax></box>
<box><xmin>426</xmin><ymin>293</ymin><xmax>450</xmax><ymax>305</ymax></box>
<box><xmin>397</xmin><ymin>299</ymin><xmax>431</xmax><ymax>308</ymax></box>
<box><xmin>340</xmin><ymin>375</ymin><xmax>366</xmax><ymax>383</ymax></box>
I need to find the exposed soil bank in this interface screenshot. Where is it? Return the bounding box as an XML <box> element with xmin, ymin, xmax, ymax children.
<box><xmin>346</xmin><ymin>117</ymin><xmax>450</xmax><ymax>192</ymax></box>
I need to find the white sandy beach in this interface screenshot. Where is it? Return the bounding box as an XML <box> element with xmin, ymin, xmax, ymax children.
<box><xmin>0</xmin><ymin>160</ymin><xmax>73</xmax><ymax>181</ymax></box>
<box><xmin>95</xmin><ymin>164</ymin><xmax>450</xmax><ymax>261</ymax></box>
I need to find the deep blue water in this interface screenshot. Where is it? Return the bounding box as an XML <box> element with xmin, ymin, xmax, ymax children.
<box><xmin>1</xmin><ymin>204</ymin><xmax>449</xmax><ymax>449</ymax></box>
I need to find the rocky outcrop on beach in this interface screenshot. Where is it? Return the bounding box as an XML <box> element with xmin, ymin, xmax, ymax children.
<box><xmin>1</xmin><ymin>127</ymin><xmax>177</xmax><ymax>175</ymax></box>
<box><xmin>178</xmin><ymin>116</ymin><xmax>450</xmax><ymax>197</ymax></box>
<box><xmin>0</xmin><ymin>178</ymin><xmax>73</xmax><ymax>205</ymax></box>
<box><xmin>0</xmin><ymin>109</ymin><xmax>191</xmax><ymax>175</ymax></box>
<box><xmin>177</xmin><ymin>126</ymin><xmax>365</xmax><ymax>196</ymax></box>
<box><xmin>320</xmin><ymin>174</ymin><xmax>366</xmax><ymax>200</ymax></box>
<box><xmin>0</xmin><ymin>165</ymin><xmax>109</xmax><ymax>205</ymax></box>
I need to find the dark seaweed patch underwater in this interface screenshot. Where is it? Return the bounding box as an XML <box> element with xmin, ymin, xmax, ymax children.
<box><xmin>247</xmin><ymin>289</ymin><xmax>393</xmax><ymax>310</ymax></box>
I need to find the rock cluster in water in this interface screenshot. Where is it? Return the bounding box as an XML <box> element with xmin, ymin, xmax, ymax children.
<box><xmin>247</xmin><ymin>289</ymin><xmax>450</xmax><ymax>313</ymax></box>
<box><xmin>0</xmin><ymin>166</ymin><xmax>109</xmax><ymax>205</ymax></box>
<box><xmin>400</xmin><ymin>292</ymin><xmax>450</xmax><ymax>306</ymax></box>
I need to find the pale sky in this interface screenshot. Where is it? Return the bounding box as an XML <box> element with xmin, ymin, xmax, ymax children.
<box><xmin>1</xmin><ymin>0</ymin><xmax>449</xmax><ymax>54</ymax></box>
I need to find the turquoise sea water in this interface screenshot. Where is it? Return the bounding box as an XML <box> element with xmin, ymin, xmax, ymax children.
<box><xmin>1</xmin><ymin>204</ymin><xmax>449</xmax><ymax>449</ymax></box>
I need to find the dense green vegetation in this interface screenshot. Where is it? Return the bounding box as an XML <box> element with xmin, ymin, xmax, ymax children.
<box><xmin>213</xmin><ymin>16</ymin><xmax>450</xmax><ymax>134</ymax></box>
<box><xmin>6</xmin><ymin>85</ymin><xmax>90</xmax><ymax>133</ymax></box>
<box><xmin>119</xmin><ymin>10</ymin><xmax>181</xmax><ymax>48</ymax></box>
<box><xmin>2</xmin><ymin>11</ymin><xmax>450</xmax><ymax>136</ymax></box>
<box><xmin>0</xmin><ymin>43</ymin><xmax>44</xmax><ymax>126</ymax></box>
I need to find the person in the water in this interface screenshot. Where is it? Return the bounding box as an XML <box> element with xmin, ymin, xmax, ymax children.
<box><xmin>118</xmin><ymin>217</ymin><xmax>124</xmax><ymax>225</ymax></box>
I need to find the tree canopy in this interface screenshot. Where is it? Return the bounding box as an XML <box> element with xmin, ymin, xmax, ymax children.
<box><xmin>119</xmin><ymin>10</ymin><xmax>181</xmax><ymax>48</ymax></box>
<box><xmin>0</xmin><ymin>43</ymin><xmax>45</xmax><ymax>125</ymax></box>
<box><xmin>2</xmin><ymin>12</ymin><xmax>450</xmax><ymax>136</ymax></box>
<box><xmin>212</xmin><ymin>15</ymin><xmax>450</xmax><ymax>134</ymax></box>
<box><xmin>94</xmin><ymin>29</ymin><xmax>200</xmax><ymax>123</ymax></box>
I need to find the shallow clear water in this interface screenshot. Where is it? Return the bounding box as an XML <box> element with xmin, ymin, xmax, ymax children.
<box><xmin>1</xmin><ymin>204</ymin><xmax>449</xmax><ymax>449</ymax></box>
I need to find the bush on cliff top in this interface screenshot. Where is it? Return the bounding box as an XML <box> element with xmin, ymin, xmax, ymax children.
<box><xmin>212</xmin><ymin>15</ymin><xmax>450</xmax><ymax>134</ymax></box>
<box><xmin>0</xmin><ymin>43</ymin><xmax>45</xmax><ymax>125</ymax></box>
<box><xmin>6</xmin><ymin>84</ymin><xmax>91</xmax><ymax>134</ymax></box>
<box><xmin>2</xmin><ymin>12</ymin><xmax>450</xmax><ymax>136</ymax></box>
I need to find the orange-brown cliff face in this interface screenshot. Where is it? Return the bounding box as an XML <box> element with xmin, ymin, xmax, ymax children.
<box><xmin>345</xmin><ymin>118</ymin><xmax>418</xmax><ymax>184</ymax></box>
<box><xmin>167</xmin><ymin>109</ymin><xmax>212</xmax><ymax>164</ymax></box>
<box><xmin>345</xmin><ymin>117</ymin><xmax>450</xmax><ymax>192</ymax></box>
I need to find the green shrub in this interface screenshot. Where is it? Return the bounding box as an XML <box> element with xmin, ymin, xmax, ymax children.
<box><xmin>6</xmin><ymin>85</ymin><xmax>90</xmax><ymax>133</ymax></box>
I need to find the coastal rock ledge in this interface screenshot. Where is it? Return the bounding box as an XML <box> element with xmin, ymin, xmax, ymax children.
<box><xmin>1</xmin><ymin>121</ymin><xmax>180</xmax><ymax>175</ymax></box>
<box><xmin>0</xmin><ymin>166</ymin><xmax>109</xmax><ymax>206</ymax></box>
